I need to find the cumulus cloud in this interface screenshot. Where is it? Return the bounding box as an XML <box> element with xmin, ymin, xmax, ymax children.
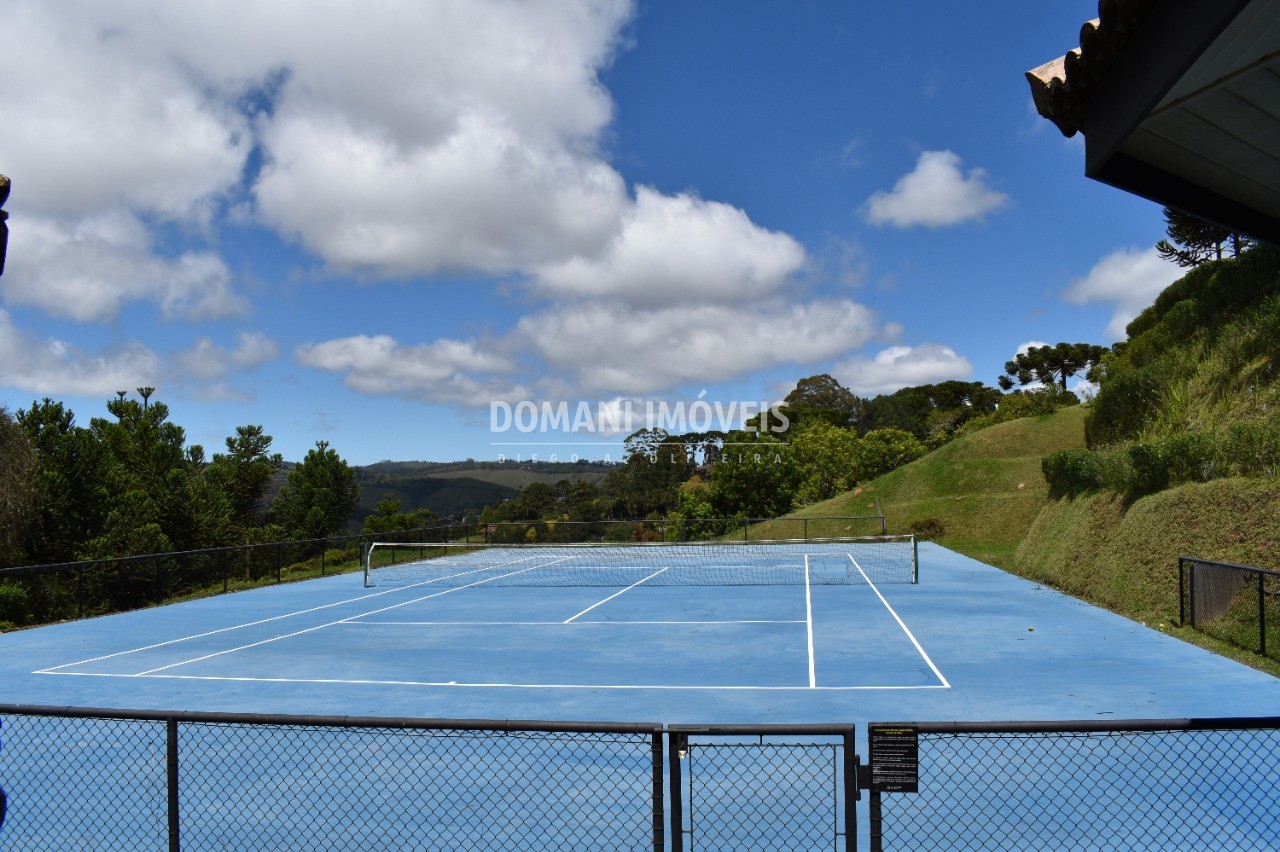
<box><xmin>295</xmin><ymin>334</ymin><xmax>530</xmax><ymax>406</ymax></box>
<box><xmin>864</xmin><ymin>150</ymin><xmax>1009</xmax><ymax>228</ymax></box>
<box><xmin>833</xmin><ymin>343</ymin><xmax>972</xmax><ymax>396</ymax></box>
<box><xmin>175</xmin><ymin>331</ymin><xmax>279</xmax><ymax>381</ymax></box>
<box><xmin>519</xmin><ymin>298</ymin><xmax>882</xmax><ymax>394</ymax></box>
<box><xmin>0</xmin><ymin>309</ymin><xmax>163</xmax><ymax>397</ymax></box>
<box><xmin>534</xmin><ymin>186</ymin><xmax>806</xmax><ymax>304</ymax></box>
<box><xmin>1063</xmin><ymin>246</ymin><xmax>1182</xmax><ymax>340</ymax></box>
<box><xmin>1</xmin><ymin>213</ymin><xmax>244</xmax><ymax>322</ymax></box>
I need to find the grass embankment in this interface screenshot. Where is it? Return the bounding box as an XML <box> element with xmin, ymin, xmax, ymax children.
<box><xmin>1016</xmin><ymin>478</ymin><xmax>1280</xmax><ymax>677</ymax></box>
<box><xmin>787</xmin><ymin>405</ymin><xmax>1088</xmax><ymax>568</ymax></box>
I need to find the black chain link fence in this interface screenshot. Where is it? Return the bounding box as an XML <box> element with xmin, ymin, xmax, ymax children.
<box><xmin>0</xmin><ymin>706</ymin><xmax>663</xmax><ymax>852</ymax></box>
<box><xmin>5</xmin><ymin>707</ymin><xmax>1278</xmax><ymax>851</ymax></box>
<box><xmin>869</xmin><ymin>719</ymin><xmax>1280</xmax><ymax>852</ymax></box>
<box><xmin>1180</xmin><ymin>556</ymin><xmax>1280</xmax><ymax>661</ymax></box>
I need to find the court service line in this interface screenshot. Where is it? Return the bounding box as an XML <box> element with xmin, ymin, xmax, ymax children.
<box><xmin>562</xmin><ymin>568</ymin><xmax>670</xmax><ymax>623</ymax></box>
<box><xmin>803</xmin><ymin>554</ymin><xmax>816</xmax><ymax>689</ymax></box>
<box><xmin>344</xmin><ymin>619</ymin><xmax>806</xmax><ymax>626</ymax></box>
<box><xmin>850</xmin><ymin>555</ymin><xmax>951</xmax><ymax>689</ymax></box>
<box><xmin>130</xmin><ymin>557</ymin><xmax>579</xmax><ymax>677</ymax></box>
<box><xmin>43</xmin><ymin>670</ymin><xmax>950</xmax><ymax>691</ymax></box>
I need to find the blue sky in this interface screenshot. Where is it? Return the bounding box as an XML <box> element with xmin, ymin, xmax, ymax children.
<box><xmin>0</xmin><ymin>0</ymin><xmax>1184</xmax><ymax>465</ymax></box>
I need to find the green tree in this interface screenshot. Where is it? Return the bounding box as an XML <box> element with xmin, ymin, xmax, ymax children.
<box><xmin>709</xmin><ymin>431</ymin><xmax>802</xmax><ymax>518</ymax></box>
<box><xmin>1155</xmin><ymin>207</ymin><xmax>1254</xmax><ymax>267</ymax></box>
<box><xmin>270</xmin><ymin>440</ymin><xmax>361</xmax><ymax>539</ymax></box>
<box><xmin>998</xmin><ymin>343</ymin><xmax>1108</xmax><ymax>391</ymax></box>
<box><xmin>789</xmin><ymin>420</ymin><xmax>860</xmax><ymax>504</ymax></box>
<box><xmin>16</xmin><ymin>398</ymin><xmax>109</xmax><ymax>563</ymax></box>
<box><xmin>854</xmin><ymin>428</ymin><xmax>927</xmax><ymax>482</ymax></box>
<box><xmin>601</xmin><ymin>429</ymin><xmax>689</xmax><ymax>518</ymax></box>
<box><xmin>0</xmin><ymin>405</ymin><xmax>37</xmax><ymax>566</ymax></box>
<box><xmin>360</xmin><ymin>493</ymin><xmax>437</xmax><ymax>535</ymax></box>
<box><xmin>206</xmin><ymin>425</ymin><xmax>283</xmax><ymax>542</ymax></box>
<box><xmin>82</xmin><ymin>389</ymin><xmax>230</xmax><ymax>558</ymax></box>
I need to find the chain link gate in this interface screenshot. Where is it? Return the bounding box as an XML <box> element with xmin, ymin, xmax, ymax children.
<box><xmin>668</xmin><ymin>725</ymin><xmax>859</xmax><ymax>851</ymax></box>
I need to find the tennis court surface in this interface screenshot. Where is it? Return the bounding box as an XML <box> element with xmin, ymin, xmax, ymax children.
<box><xmin>2</xmin><ymin>539</ymin><xmax>1279</xmax><ymax>849</ymax></box>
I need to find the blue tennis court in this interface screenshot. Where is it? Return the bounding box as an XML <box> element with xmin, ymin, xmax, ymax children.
<box><xmin>2</xmin><ymin>541</ymin><xmax>1279</xmax><ymax>849</ymax></box>
<box><xmin>4</xmin><ymin>540</ymin><xmax>1277</xmax><ymax>723</ymax></box>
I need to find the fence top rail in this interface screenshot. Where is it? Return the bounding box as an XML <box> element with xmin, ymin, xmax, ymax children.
<box><xmin>668</xmin><ymin>723</ymin><xmax>856</xmax><ymax>737</ymax></box>
<box><xmin>871</xmin><ymin>716</ymin><xmax>1280</xmax><ymax>735</ymax></box>
<box><xmin>0</xmin><ymin>703</ymin><xmax>662</xmax><ymax>734</ymax></box>
<box><xmin>1178</xmin><ymin>555</ymin><xmax>1280</xmax><ymax>577</ymax></box>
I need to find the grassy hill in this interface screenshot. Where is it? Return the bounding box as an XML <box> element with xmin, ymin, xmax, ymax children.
<box><xmin>779</xmin><ymin>402</ymin><xmax>1280</xmax><ymax>676</ymax></box>
<box><xmin>791</xmin><ymin>405</ymin><xmax>1088</xmax><ymax>568</ymax></box>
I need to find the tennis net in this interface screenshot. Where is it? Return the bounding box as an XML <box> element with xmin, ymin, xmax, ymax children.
<box><xmin>363</xmin><ymin>535</ymin><xmax>917</xmax><ymax>588</ymax></box>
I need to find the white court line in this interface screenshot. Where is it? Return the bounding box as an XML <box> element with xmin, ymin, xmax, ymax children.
<box><xmin>130</xmin><ymin>557</ymin><xmax>578</xmax><ymax>677</ymax></box>
<box><xmin>40</xmin><ymin>670</ymin><xmax>950</xmax><ymax>691</ymax></box>
<box><xmin>804</xmin><ymin>554</ymin><xmax>816</xmax><ymax>689</ymax></box>
<box><xmin>562</xmin><ymin>568</ymin><xmax>669</xmax><ymax>623</ymax></box>
<box><xmin>35</xmin><ymin>553</ymin><xmax>557</xmax><ymax>674</ymax></box>
<box><xmin>850</xmin><ymin>554</ymin><xmax>950</xmax><ymax>689</ymax></box>
<box><xmin>344</xmin><ymin>619</ymin><xmax>806</xmax><ymax>626</ymax></box>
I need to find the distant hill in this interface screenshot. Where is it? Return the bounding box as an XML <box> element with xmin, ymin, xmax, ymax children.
<box><xmin>350</xmin><ymin>460</ymin><xmax>612</xmax><ymax>528</ymax></box>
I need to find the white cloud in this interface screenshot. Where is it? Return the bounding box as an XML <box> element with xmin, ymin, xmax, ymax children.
<box><xmin>0</xmin><ymin>309</ymin><xmax>163</xmax><ymax>397</ymax></box>
<box><xmin>0</xmin><ymin>4</ymin><xmax>249</xmax><ymax>222</ymax></box>
<box><xmin>0</xmin><ymin>213</ymin><xmax>244</xmax><ymax>322</ymax></box>
<box><xmin>864</xmin><ymin>150</ymin><xmax>1009</xmax><ymax>228</ymax></box>
<box><xmin>1063</xmin><ymin>246</ymin><xmax>1182</xmax><ymax>340</ymax></box>
<box><xmin>295</xmin><ymin>334</ymin><xmax>529</xmax><ymax>406</ymax></box>
<box><xmin>519</xmin><ymin>298</ymin><xmax>882</xmax><ymax>394</ymax></box>
<box><xmin>175</xmin><ymin>331</ymin><xmax>279</xmax><ymax>381</ymax></box>
<box><xmin>833</xmin><ymin>343</ymin><xmax>972</xmax><ymax>396</ymax></box>
<box><xmin>533</xmin><ymin>186</ymin><xmax>806</xmax><ymax>304</ymax></box>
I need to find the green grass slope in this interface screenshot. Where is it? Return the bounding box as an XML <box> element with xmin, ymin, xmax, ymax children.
<box><xmin>792</xmin><ymin>405</ymin><xmax>1088</xmax><ymax>567</ymax></box>
<box><xmin>1014</xmin><ymin>478</ymin><xmax>1280</xmax><ymax>675</ymax></box>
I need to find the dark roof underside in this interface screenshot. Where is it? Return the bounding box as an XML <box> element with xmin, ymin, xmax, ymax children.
<box><xmin>1028</xmin><ymin>0</ymin><xmax>1280</xmax><ymax>246</ymax></box>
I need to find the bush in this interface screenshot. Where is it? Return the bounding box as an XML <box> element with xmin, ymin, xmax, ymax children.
<box><xmin>1161</xmin><ymin>431</ymin><xmax>1215</xmax><ymax>484</ymax></box>
<box><xmin>1217</xmin><ymin>418</ymin><xmax>1280</xmax><ymax>477</ymax></box>
<box><xmin>1042</xmin><ymin>449</ymin><xmax>1105</xmax><ymax>498</ymax></box>
<box><xmin>907</xmin><ymin>517</ymin><xmax>945</xmax><ymax>540</ymax></box>
<box><xmin>0</xmin><ymin>582</ymin><xmax>30</xmax><ymax>627</ymax></box>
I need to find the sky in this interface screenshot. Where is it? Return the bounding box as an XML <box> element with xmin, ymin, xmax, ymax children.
<box><xmin>0</xmin><ymin>0</ymin><xmax>1186</xmax><ymax>465</ymax></box>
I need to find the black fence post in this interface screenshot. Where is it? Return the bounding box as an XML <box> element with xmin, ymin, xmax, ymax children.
<box><xmin>1178</xmin><ymin>557</ymin><xmax>1186</xmax><ymax>626</ymax></box>
<box><xmin>166</xmin><ymin>717</ymin><xmax>180</xmax><ymax>852</ymax></box>
<box><xmin>669</xmin><ymin>731</ymin><xmax>686</xmax><ymax>852</ymax></box>
<box><xmin>1259</xmin><ymin>574</ymin><xmax>1267</xmax><ymax>657</ymax></box>
<box><xmin>843</xmin><ymin>731</ymin><xmax>858</xmax><ymax>852</ymax></box>
<box><xmin>650</xmin><ymin>731</ymin><xmax>665</xmax><ymax>852</ymax></box>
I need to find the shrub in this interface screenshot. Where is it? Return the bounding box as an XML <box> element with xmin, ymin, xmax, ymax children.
<box><xmin>908</xmin><ymin>517</ymin><xmax>945</xmax><ymax>540</ymax></box>
<box><xmin>1042</xmin><ymin>449</ymin><xmax>1105</xmax><ymax>498</ymax></box>
<box><xmin>0</xmin><ymin>582</ymin><xmax>30</xmax><ymax>627</ymax></box>
<box><xmin>1161</xmin><ymin>431</ymin><xmax>1215</xmax><ymax>485</ymax></box>
<box><xmin>1217</xmin><ymin>418</ymin><xmax>1280</xmax><ymax>477</ymax></box>
<box><xmin>1125</xmin><ymin>442</ymin><xmax>1169</xmax><ymax>496</ymax></box>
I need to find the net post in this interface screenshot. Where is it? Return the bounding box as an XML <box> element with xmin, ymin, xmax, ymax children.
<box><xmin>362</xmin><ymin>542</ymin><xmax>373</xmax><ymax>587</ymax></box>
<box><xmin>912</xmin><ymin>535</ymin><xmax>919</xmax><ymax>584</ymax></box>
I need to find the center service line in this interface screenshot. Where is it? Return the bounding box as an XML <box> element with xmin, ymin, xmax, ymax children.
<box><xmin>562</xmin><ymin>567</ymin><xmax>670</xmax><ymax>623</ymax></box>
<box><xmin>804</xmin><ymin>554</ymin><xmax>816</xmax><ymax>689</ymax></box>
